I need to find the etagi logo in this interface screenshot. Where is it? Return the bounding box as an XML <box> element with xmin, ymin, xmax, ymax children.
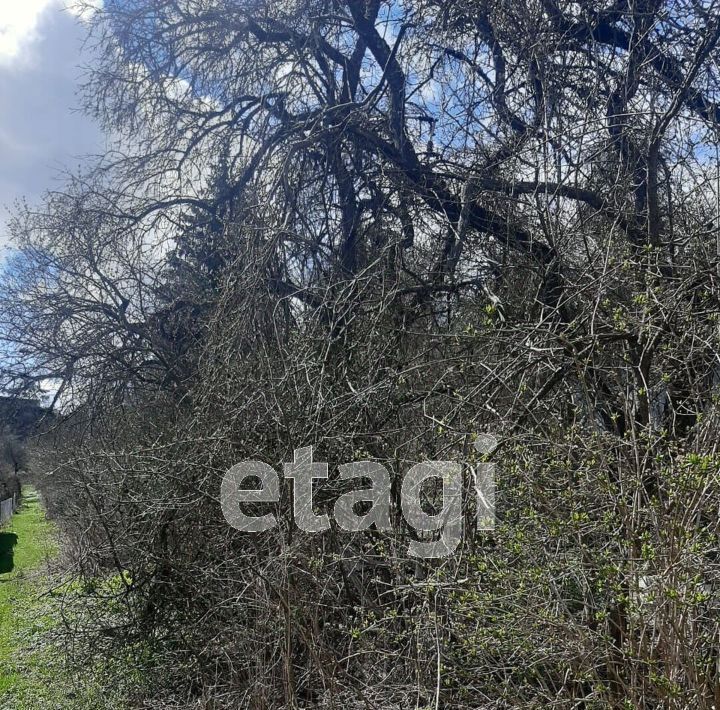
<box><xmin>221</xmin><ymin>435</ymin><xmax>497</xmax><ymax>558</ymax></box>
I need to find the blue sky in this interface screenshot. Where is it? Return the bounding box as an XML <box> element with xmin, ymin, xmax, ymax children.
<box><xmin>0</xmin><ymin>1</ymin><xmax>104</xmax><ymax>252</ymax></box>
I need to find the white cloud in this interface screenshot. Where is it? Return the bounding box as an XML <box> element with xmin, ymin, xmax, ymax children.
<box><xmin>0</xmin><ymin>1</ymin><xmax>105</xmax><ymax>252</ymax></box>
<box><xmin>0</xmin><ymin>0</ymin><xmax>58</xmax><ymax>63</ymax></box>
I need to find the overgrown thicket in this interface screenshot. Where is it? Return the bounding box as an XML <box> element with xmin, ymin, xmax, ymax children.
<box><xmin>2</xmin><ymin>0</ymin><xmax>720</xmax><ymax>706</ymax></box>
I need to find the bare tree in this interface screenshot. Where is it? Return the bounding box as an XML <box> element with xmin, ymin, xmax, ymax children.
<box><xmin>2</xmin><ymin>0</ymin><xmax>720</xmax><ymax>706</ymax></box>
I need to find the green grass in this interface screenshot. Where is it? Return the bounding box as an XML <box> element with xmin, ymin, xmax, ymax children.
<box><xmin>0</xmin><ymin>487</ymin><xmax>135</xmax><ymax>709</ymax></box>
<box><xmin>0</xmin><ymin>487</ymin><xmax>59</xmax><ymax>703</ymax></box>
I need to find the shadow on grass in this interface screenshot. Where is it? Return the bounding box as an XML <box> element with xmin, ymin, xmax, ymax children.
<box><xmin>0</xmin><ymin>532</ymin><xmax>18</xmax><ymax>574</ymax></box>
